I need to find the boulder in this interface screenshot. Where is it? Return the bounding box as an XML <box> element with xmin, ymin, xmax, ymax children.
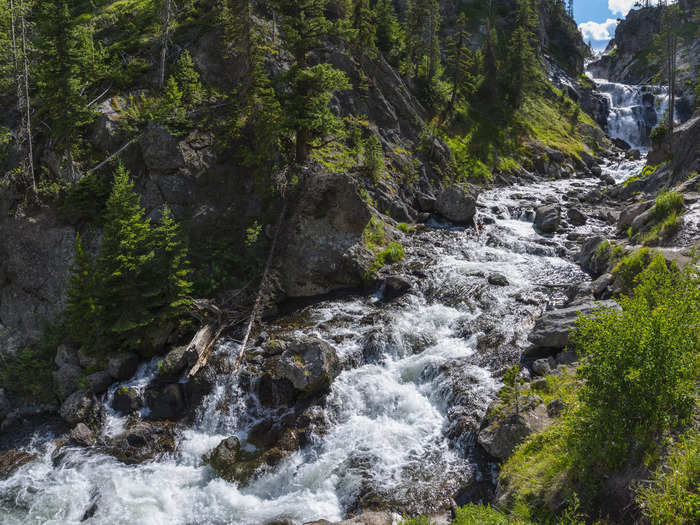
<box><xmin>185</xmin><ymin>364</ymin><xmax>217</xmax><ymax>407</ymax></box>
<box><xmin>139</xmin><ymin>122</ymin><xmax>185</xmax><ymax>172</ymax></box>
<box><xmin>477</xmin><ymin>397</ymin><xmax>551</xmax><ymax>460</ymax></box>
<box><xmin>145</xmin><ymin>383</ymin><xmax>186</xmax><ymax>420</ymax></box>
<box><xmin>87</xmin><ymin>371</ymin><xmax>113</xmax><ymax>394</ymax></box>
<box><xmin>0</xmin><ymin>449</ymin><xmax>35</xmax><ymax>479</ymax></box>
<box><xmin>105</xmin><ymin>422</ymin><xmax>176</xmax><ymax>464</ymax></box>
<box><xmin>618</xmin><ymin>200</ymin><xmax>653</xmax><ymax>231</ymax></box>
<box><xmin>158</xmin><ymin>345</ymin><xmax>195</xmax><ymax>378</ymax></box>
<box><xmin>532</xmin><ymin>359</ymin><xmax>552</xmax><ymax>377</ymax></box>
<box><xmin>527</xmin><ymin>300</ymin><xmax>621</xmax><ymax>353</ymax></box>
<box><xmin>435</xmin><ymin>185</ymin><xmax>479</xmax><ymax>224</ymax></box>
<box><xmin>567</xmin><ymin>208</ymin><xmax>587</xmax><ymax>226</ymax></box>
<box><xmin>53</xmin><ymin>364</ymin><xmax>82</xmax><ymax>399</ymax></box>
<box><xmin>488</xmin><ymin>273</ymin><xmax>509</xmax><ymax>287</ymax></box>
<box><xmin>209</xmin><ymin>436</ymin><xmax>241</xmax><ymax>482</ymax></box>
<box><xmin>626</xmin><ymin>148</ymin><xmax>641</xmax><ymax>160</ymax></box>
<box><xmin>415</xmin><ymin>192</ymin><xmax>437</xmax><ymax>212</ymax></box>
<box><xmin>77</xmin><ymin>348</ymin><xmax>99</xmax><ymax>369</ymax></box>
<box><xmin>612</xmin><ymin>137</ymin><xmax>631</xmax><ymax>151</ymax></box>
<box><xmin>69</xmin><ymin>423</ymin><xmax>96</xmax><ymax>447</ymax></box>
<box><xmin>107</xmin><ymin>353</ymin><xmax>139</xmax><ymax>381</ymax></box>
<box><xmin>273</xmin><ymin>337</ymin><xmax>341</xmax><ymax>396</ymax></box>
<box><xmin>576</xmin><ymin>236</ymin><xmax>608</xmax><ymax>277</ymax></box>
<box><xmin>546</xmin><ymin>399</ymin><xmax>566</xmax><ymax>418</ymax></box>
<box><xmin>112</xmin><ymin>386</ymin><xmax>143</xmax><ymax>415</ymax></box>
<box><xmin>591</xmin><ymin>273</ymin><xmax>614</xmax><ymax>300</ymax></box>
<box><xmin>382</xmin><ymin>276</ymin><xmax>411</xmax><ymax>300</ymax></box>
<box><xmin>534</xmin><ymin>204</ymin><xmax>561</xmax><ymax>234</ymax></box>
<box><xmin>630</xmin><ymin>207</ymin><xmax>655</xmax><ymax>233</ymax></box>
<box><xmin>60</xmin><ymin>390</ymin><xmax>101</xmax><ymax>426</ymax></box>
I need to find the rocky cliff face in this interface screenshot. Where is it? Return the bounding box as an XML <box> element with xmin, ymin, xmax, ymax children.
<box><xmin>588</xmin><ymin>2</ymin><xmax>699</xmax><ymax>122</ymax></box>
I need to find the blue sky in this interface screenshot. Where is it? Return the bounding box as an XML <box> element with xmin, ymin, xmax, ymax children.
<box><xmin>575</xmin><ymin>0</ymin><xmax>640</xmax><ymax>50</ymax></box>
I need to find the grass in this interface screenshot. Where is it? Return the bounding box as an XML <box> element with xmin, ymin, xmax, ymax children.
<box><xmin>637</xmin><ymin>426</ymin><xmax>700</xmax><ymax>524</ymax></box>
<box><xmin>612</xmin><ymin>247</ymin><xmax>655</xmax><ymax>292</ymax></box>
<box><xmin>362</xmin><ymin>217</ymin><xmax>405</xmax><ymax>276</ymax></box>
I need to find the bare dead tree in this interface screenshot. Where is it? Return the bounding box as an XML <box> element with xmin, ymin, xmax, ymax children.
<box><xmin>159</xmin><ymin>0</ymin><xmax>172</xmax><ymax>89</ymax></box>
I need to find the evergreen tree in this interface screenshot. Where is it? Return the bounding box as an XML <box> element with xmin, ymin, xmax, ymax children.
<box><xmin>375</xmin><ymin>0</ymin><xmax>400</xmax><ymax>58</ymax></box>
<box><xmin>66</xmin><ymin>233</ymin><xmax>98</xmax><ymax>346</ymax></box>
<box><xmin>445</xmin><ymin>13</ymin><xmax>474</xmax><ymax>115</ymax></box>
<box><xmin>404</xmin><ymin>0</ymin><xmax>441</xmax><ymax>83</ymax></box>
<box><xmin>96</xmin><ymin>163</ymin><xmax>156</xmax><ymax>351</ymax></box>
<box><xmin>352</xmin><ymin>0</ymin><xmax>376</xmax><ymax>56</ymax></box>
<box><xmin>273</xmin><ymin>0</ymin><xmax>350</xmax><ymax>165</ymax></box>
<box><xmin>507</xmin><ymin>0</ymin><xmax>539</xmax><ymax>109</ymax></box>
<box><xmin>173</xmin><ymin>50</ymin><xmax>203</xmax><ymax>108</ymax></box>
<box><xmin>35</xmin><ymin>0</ymin><xmax>96</xmax><ymax>155</ymax></box>
<box><xmin>152</xmin><ymin>205</ymin><xmax>193</xmax><ymax>326</ymax></box>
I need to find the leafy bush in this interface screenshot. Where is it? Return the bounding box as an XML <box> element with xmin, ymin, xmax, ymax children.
<box><xmin>612</xmin><ymin>247</ymin><xmax>654</xmax><ymax>292</ymax></box>
<box><xmin>58</xmin><ymin>172</ymin><xmax>111</xmax><ymax>224</ymax></box>
<box><xmin>652</xmin><ymin>190</ymin><xmax>684</xmax><ymax>223</ymax></box>
<box><xmin>571</xmin><ymin>260</ymin><xmax>700</xmax><ymax>469</ymax></box>
<box><xmin>369</xmin><ymin>241</ymin><xmax>405</xmax><ymax>275</ymax></box>
<box><xmin>453</xmin><ymin>505</ymin><xmax>516</xmax><ymax>525</ymax></box>
<box><xmin>637</xmin><ymin>428</ymin><xmax>700</xmax><ymax>524</ymax></box>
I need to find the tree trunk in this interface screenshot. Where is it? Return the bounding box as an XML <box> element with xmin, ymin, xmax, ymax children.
<box><xmin>19</xmin><ymin>0</ymin><xmax>36</xmax><ymax>196</ymax></box>
<box><xmin>159</xmin><ymin>0</ymin><xmax>172</xmax><ymax>89</ymax></box>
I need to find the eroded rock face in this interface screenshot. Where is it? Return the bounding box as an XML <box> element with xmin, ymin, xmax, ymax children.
<box><xmin>278</xmin><ymin>167</ymin><xmax>373</xmax><ymax>298</ymax></box>
<box><xmin>435</xmin><ymin>185</ymin><xmax>479</xmax><ymax>225</ymax></box>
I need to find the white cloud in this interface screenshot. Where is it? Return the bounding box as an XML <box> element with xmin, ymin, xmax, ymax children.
<box><xmin>608</xmin><ymin>0</ymin><xmax>637</xmax><ymax>16</ymax></box>
<box><xmin>578</xmin><ymin>19</ymin><xmax>619</xmax><ymax>42</ymax></box>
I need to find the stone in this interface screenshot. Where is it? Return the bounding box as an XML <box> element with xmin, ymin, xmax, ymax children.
<box><xmin>139</xmin><ymin>122</ymin><xmax>185</xmax><ymax>172</ymax></box>
<box><xmin>618</xmin><ymin>201</ymin><xmax>652</xmax><ymax>231</ymax></box>
<box><xmin>630</xmin><ymin>207</ymin><xmax>655</xmax><ymax>233</ymax></box>
<box><xmin>105</xmin><ymin>422</ymin><xmax>176</xmax><ymax>464</ymax></box>
<box><xmin>274</xmin><ymin>337</ymin><xmax>341</xmax><ymax>396</ymax></box>
<box><xmin>0</xmin><ymin>388</ymin><xmax>10</xmax><ymax>422</ymax></box>
<box><xmin>591</xmin><ymin>273</ymin><xmax>614</xmax><ymax>300</ymax></box>
<box><xmin>612</xmin><ymin>137</ymin><xmax>631</xmax><ymax>151</ymax></box>
<box><xmin>626</xmin><ymin>148</ymin><xmax>641</xmax><ymax>160</ymax></box>
<box><xmin>477</xmin><ymin>398</ymin><xmax>551</xmax><ymax>460</ymax></box>
<box><xmin>567</xmin><ymin>208</ymin><xmax>587</xmax><ymax>226</ymax></box>
<box><xmin>87</xmin><ymin>371</ymin><xmax>113</xmax><ymax>394</ymax></box>
<box><xmin>77</xmin><ymin>348</ymin><xmax>99</xmax><ymax>369</ymax></box>
<box><xmin>209</xmin><ymin>436</ymin><xmax>241</xmax><ymax>482</ymax></box>
<box><xmin>576</xmin><ymin>236</ymin><xmax>609</xmax><ymax>278</ymax></box>
<box><xmin>534</xmin><ymin>204</ymin><xmax>561</xmax><ymax>234</ymax></box>
<box><xmin>53</xmin><ymin>364</ymin><xmax>82</xmax><ymax>399</ymax></box>
<box><xmin>532</xmin><ymin>359</ymin><xmax>552</xmax><ymax>377</ymax></box>
<box><xmin>527</xmin><ymin>300</ymin><xmax>621</xmax><ymax>353</ymax></box>
<box><xmin>107</xmin><ymin>353</ymin><xmax>139</xmax><ymax>381</ymax></box>
<box><xmin>435</xmin><ymin>185</ymin><xmax>479</xmax><ymax>224</ymax></box>
<box><xmin>70</xmin><ymin>423</ymin><xmax>96</xmax><ymax>447</ymax></box>
<box><xmin>382</xmin><ymin>276</ymin><xmax>411</xmax><ymax>300</ymax></box>
<box><xmin>0</xmin><ymin>449</ymin><xmax>35</xmax><ymax>479</ymax></box>
<box><xmin>555</xmin><ymin>350</ymin><xmax>578</xmax><ymax>366</ymax></box>
<box><xmin>547</xmin><ymin>399</ymin><xmax>566</xmax><ymax>418</ymax></box>
<box><xmin>112</xmin><ymin>386</ymin><xmax>143</xmax><ymax>415</ymax></box>
<box><xmin>60</xmin><ymin>390</ymin><xmax>101</xmax><ymax>426</ymax></box>
<box><xmin>185</xmin><ymin>364</ymin><xmax>217</xmax><ymax>407</ymax></box>
<box><xmin>531</xmin><ymin>377</ymin><xmax>549</xmax><ymax>392</ymax></box>
<box><xmin>158</xmin><ymin>346</ymin><xmax>195</xmax><ymax>378</ymax></box>
<box><xmin>488</xmin><ymin>273</ymin><xmax>509</xmax><ymax>286</ymax></box>
<box><xmin>145</xmin><ymin>383</ymin><xmax>186</xmax><ymax>420</ymax></box>
<box><xmin>416</xmin><ymin>192</ymin><xmax>437</xmax><ymax>212</ymax></box>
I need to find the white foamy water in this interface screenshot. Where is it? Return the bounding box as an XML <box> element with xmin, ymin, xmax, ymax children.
<box><xmin>1</xmin><ymin>163</ymin><xmax>641</xmax><ymax>524</ymax></box>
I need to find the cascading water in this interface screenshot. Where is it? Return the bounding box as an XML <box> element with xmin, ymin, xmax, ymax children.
<box><xmin>588</xmin><ymin>75</ymin><xmax>670</xmax><ymax>150</ymax></box>
<box><xmin>0</xmin><ymin>166</ymin><xmax>639</xmax><ymax>524</ymax></box>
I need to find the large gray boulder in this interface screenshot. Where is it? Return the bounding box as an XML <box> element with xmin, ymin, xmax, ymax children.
<box><xmin>527</xmin><ymin>300</ymin><xmax>620</xmax><ymax>353</ymax></box>
<box><xmin>112</xmin><ymin>386</ymin><xmax>143</xmax><ymax>415</ymax></box>
<box><xmin>145</xmin><ymin>383</ymin><xmax>186</xmax><ymax>420</ymax></box>
<box><xmin>107</xmin><ymin>353</ymin><xmax>139</xmax><ymax>381</ymax></box>
<box><xmin>535</xmin><ymin>204</ymin><xmax>561</xmax><ymax>233</ymax></box>
<box><xmin>60</xmin><ymin>390</ymin><xmax>101</xmax><ymax>426</ymax></box>
<box><xmin>139</xmin><ymin>122</ymin><xmax>185</xmax><ymax>172</ymax></box>
<box><xmin>435</xmin><ymin>185</ymin><xmax>479</xmax><ymax>224</ymax></box>
<box><xmin>477</xmin><ymin>396</ymin><xmax>551</xmax><ymax>460</ymax></box>
<box><xmin>105</xmin><ymin>422</ymin><xmax>176</xmax><ymax>464</ymax></box>
<box><xmin>274</xmin><ymin>337</ymin><xmax>341</xmax><ymax>396</ymax></box>
<box><xmin>209</xmin><ymin>436</ymin><xmax>241</xmax><ymax>482</ymax></box>
<box><xmin>53</xmin><ymin>364</ymin><xmax>82</xmax><ymax>399</ymax></box>
<box><xmin>158</xmin><ymin>345</ymin><xmax>196</xmax><ymax>378</ymax></box>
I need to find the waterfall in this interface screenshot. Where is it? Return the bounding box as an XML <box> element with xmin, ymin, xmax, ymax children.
<box><xmin>588</xmin><ymin>75</ymin><xmax>670</xmax><ymax>150</ymax></box>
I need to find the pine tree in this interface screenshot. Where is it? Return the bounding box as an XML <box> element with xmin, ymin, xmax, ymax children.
<box><xmin>66</xmin><ymin>233</ymin><xmax>98</xmax><ymax>346</ymax></box>
<box><xmin>352</xmin><ymin>0</ymin><xmax>376</xmax><ymax>57</ymax></box>
<box><xmin>173</xmin><ymin>50</ymin><xmax>203</xmax><ymax>108</ymax></box>
<box><xmin>96</xmin><ymin>164</ymin><xmax>157</xmax><ymax>351</ymax></box>
<box><xmin>35</xmin><ymin>0</ymin><xmax>95</xmax><ymax>155</ymax></box>
<box><xmin>445</xmin><ymin>13</ymin><xmax>474</xmax><ymax>115</ymax></box>
<box><xmin>404</xmin><ymin>0</ymin><xmax>441</xmax><ymax>83</ymax></box>
<box><xmin>152</xmin><ymin>205</ymin><xmax>193</xmax><ymax>326</ymax></box>
<box><xmin>375</xmin><ymin>0</ymin><xmax>400</xmax><ymax>58</ymax></box>
<box><xmin>507</xmin><ymin>0</ymin><xmax>539</xmax><ymax>109</ymax></box>
<box><xmin>273</xmin><ymin>0</ymin><xmax>350</xmax><ymax>165</ymax></box>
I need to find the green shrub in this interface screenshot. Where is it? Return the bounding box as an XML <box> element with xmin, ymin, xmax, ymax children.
<box><xmin>612</xmin><ymin>247</ymin><xmax>654</xmax><ymax>292</ymax></box>
<box><xmin>369</xmin><ymin>241</ymin><xmax>405</xmax><ymax>275</ymax></box>
<box><xmin>637</xmin><ymin>428</ymin><xmax>700</xmax><ymax>524</ymax></box>
<box><xmin>362</xmin><ymin>133</ymin><xmax>385</xmax><ymax>181</ymax></box>
<box><xmin>399</xmin><ymin>517</ymin><xmax>435</xmax><ymax>525</ymax></box>
<box><xmin>58</xmin><ymin>171</ymin><xmax>111</xmax><ymax>224</ymax></box>
<box><xmin>571</xmin><ymin>261</ymin><xmax>700</xmax><ymax>470</ymax></box>
<box><xmin>652</xmin><ymin>190</ymin><xmax>684</xmax><ymax>223</ymax></box>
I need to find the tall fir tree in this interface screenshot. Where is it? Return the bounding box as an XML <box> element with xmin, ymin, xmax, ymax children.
<box><xmin>404</xmin><ymin>0</ymin><xmax>441</xmax><ymax>83</ymax></box>
<box><xmin>507</xmin><ymin>0</ymin><xmax>539</xmax><ymax>109</ymax></box>
<box><xmin>352</xmin><ymin>0</ymin><xmax>377</xmax><ymax>57</ymax></box>
<box><xmin>273</xmin><ymin>0</ymin><xmax>349</xmax><ymax>165</ymax></box>
<box><xmin>375</xmin><ymin>0</ymin><xmax>401</xmax><ymax>59</ymax></box>
<box><xmin>173</xmin><ymin>50</ymin><xmax>203</xmax><ymax>109</ymax></box>
<box><xmin>445</xmin><ymin>13</ymin><xmax>474</xmax><ymax>116</ymax></box>
<box><xmin>66</xmin><ymin>233</ymin><xmax>98</xmax><ymax>346</ymax></box>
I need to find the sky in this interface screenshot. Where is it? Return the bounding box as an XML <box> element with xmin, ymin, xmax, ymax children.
<box><xmin>575</xmin><ymin>0</ymin><xmax>644</xmax><ymax>50</ymax></box>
